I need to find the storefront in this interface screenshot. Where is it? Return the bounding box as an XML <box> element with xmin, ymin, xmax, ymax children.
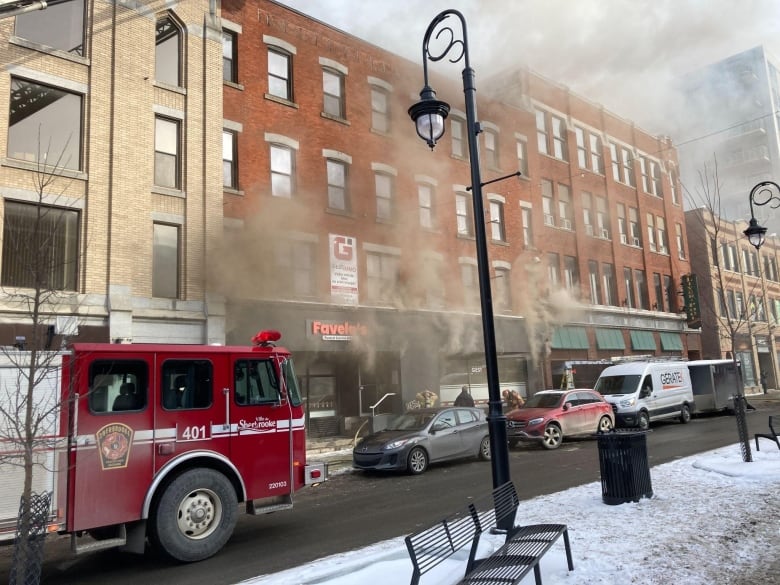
<box><xmin>227</xmin><ymin>301</ymin><xmax>534</xmax><ymax>436</ymax></box>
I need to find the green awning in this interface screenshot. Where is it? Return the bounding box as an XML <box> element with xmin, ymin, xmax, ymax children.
<box><xmin>551</xmin><ymin>326</ymin><xmax>589</xmax><ymax>350</ymax></box>
<box><xmin>595</xmin><ymin>328</ymin><xmax>626</xmax><ymax>350</ymax></box>
<box><xmin>629</xmin><ymin>330</ymin><xmax>656</xmax><ymax>351</ymax></box>
<box><xmin>659</xmin><ymin>332</ymin><xmax>684</xmax><ymax>351</ymax></box>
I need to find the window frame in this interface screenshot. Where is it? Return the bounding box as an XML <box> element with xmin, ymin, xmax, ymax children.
<box><xmin>152</xmin><ymin>222</ymin><xmax>180</xmax><ymax>299</ymax></box>
<box><xmin>154</xmin><ymin>116</ymin><xmax>181</xmax><ymax>190</ymax></box>
<box><xmin>14</xmin><ymin>0</ymin><xmax>85</xmax><ymax>56</ymax></box>
<box><xmin>223</xmin><ymin>29</ymin><xmax>238</xmax><ymax>83</ymax></box>
<box><xmin>222</xmin><ymin>129</ymin><xmax>238</xmax><ymax>189</ymax></box>
<box><xmin>270</xmin><ymin>143</ymin><xmax>295</xmax><ymax>198</ymax></box>
<box><xmin>370</xmin><ymin>86</ymin><xmax>390</xmax><ymax>133</ymax></box>
<box><xmin>155</xmin><ymin>16</ymin><xmax>182</xmax><ymax>88</ymax></box>
<box><xmin>268</xmin><ymin>47</ymin><xmax>293</xmax><ymax>101</ymax></box>
<box><xmin>322</xmin><ymin>67</ymin><xmax>345</xmax><ymax>119</ymax></box>
<box><xmin>326</xmin><ymin>159</ymin><xmax>349</xmax><ymax>212</ymax></box>
<box><xmin>456</xmin><ymin>192</ymin><xmax>474</xmax><ymax>237</ymax></box>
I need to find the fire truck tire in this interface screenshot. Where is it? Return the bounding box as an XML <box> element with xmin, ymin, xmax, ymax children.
<box><xmin>150</xmin><ymin>468</ymin><xmax>238</xmax><ymax>562</ymax></box>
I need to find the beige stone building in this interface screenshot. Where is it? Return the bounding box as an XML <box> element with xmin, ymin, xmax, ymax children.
<box><xmin>0</xmin><ymin>0</ymin><xmax>225</xmax><ymax>346</ymax></box>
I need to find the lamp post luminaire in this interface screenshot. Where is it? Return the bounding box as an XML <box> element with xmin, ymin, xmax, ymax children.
<box><xmin>408</xmin><ymin>9</ymin><xmax>511</xmax><ymax>490</ymax></box>
<box><xmin>744</xmin><ymin>181</ymin><xmax>780</xmax><ymax>250</ymax></box>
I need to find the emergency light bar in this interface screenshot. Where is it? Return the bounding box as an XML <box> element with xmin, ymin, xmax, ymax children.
<box><xmin>251</xmin><ymin>330</ymin><xmax>281</xmax><ymax>347</ymax></box>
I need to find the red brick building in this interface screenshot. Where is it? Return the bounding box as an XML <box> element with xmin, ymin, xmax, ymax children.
<box><xmin>219</xmin><ymin>0</ymin><xmax>698</xmax><ymax>435</ymax></box>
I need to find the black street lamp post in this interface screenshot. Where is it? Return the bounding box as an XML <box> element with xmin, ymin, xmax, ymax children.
<box><xmin>744</xmin><ymin>181</ymin><xmax>780</xmax><ymax>250</ymax></box>
<box><xmin>408</xmin><ymin>9</ymin><xmax>511</xmax><ymax>491</ymax></box>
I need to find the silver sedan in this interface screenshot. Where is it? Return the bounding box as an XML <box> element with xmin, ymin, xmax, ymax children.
<box><xmin>352</xmin><ymin>407</ymin><xmax>491</xmax><ymax>475</ymax></box>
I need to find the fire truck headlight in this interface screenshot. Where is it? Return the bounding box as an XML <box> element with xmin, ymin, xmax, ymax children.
<box><xmin>385</xmin><ymin>439</ymin><xmax>411</xmax><ymax>450</ymax></box>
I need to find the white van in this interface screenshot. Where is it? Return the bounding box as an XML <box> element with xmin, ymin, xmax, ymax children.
<box><xmin>593</xmin><ymin>361</ymin><xmax>694</xmax><ymax>430</ymax></box>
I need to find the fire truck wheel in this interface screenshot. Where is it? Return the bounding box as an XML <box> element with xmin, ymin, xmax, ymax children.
<box><xmin>150</xmin><ymin>468</ymin><xmax>238</xmax><ymax>562</ymax></box>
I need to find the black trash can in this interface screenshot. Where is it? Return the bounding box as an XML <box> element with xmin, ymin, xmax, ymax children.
<box><xmin>597</xmin><ymin>430</ymin><xmax>653</xmax><ymax>505</ymax></box>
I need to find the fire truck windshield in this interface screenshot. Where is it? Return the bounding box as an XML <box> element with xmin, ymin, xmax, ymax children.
<box><xmin>281</xmin><ymin>358</ymin><xmax>302</xmax><ymax>407</ymax></box>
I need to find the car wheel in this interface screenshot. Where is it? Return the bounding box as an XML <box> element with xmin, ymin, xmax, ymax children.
<box><xmin>542</xmin><ymin>424</ymin><xmax>563</xmax><ymax>449</ymax></box>
<box><xmin>680</xmin><ymin>404</ymin><xmax>692</xmax><ymax>424</ymax></box>
<box><xmin>407</xmin><ymin>447</ymin><xmax>429</xmax><ymax>475</ymax></box>
<box><xmin>478</xmin><ymin>436</ymin><xmax>491</xmax><ymax>460</ymax></box>
<box><xmin>597</xmin><ymin>415</ymin><xmax>614</xmax><ymax>433</ymax></box>
<box><xmin>637</xmin><ymin>411</ymin><xmax>650</xmax><ymax>431</ymax></box>
<box><xmin>508</xmin><ymin>438</ymin><xmax>519</xmax><ymax>449</ymax></box>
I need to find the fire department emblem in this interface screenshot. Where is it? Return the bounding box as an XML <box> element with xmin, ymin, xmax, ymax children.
<box><xmin>96</xmin><ymin>423</ymin><xmax>134</xmax><ymax>470</ymax></box>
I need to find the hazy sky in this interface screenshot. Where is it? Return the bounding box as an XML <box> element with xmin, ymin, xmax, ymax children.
<box><xmin>275</xmin><ymin>0</ymin><xmax>780</xmax><ymax>138</ymax></box>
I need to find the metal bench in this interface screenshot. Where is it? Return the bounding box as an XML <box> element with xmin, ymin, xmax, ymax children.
<box><xmin>405</xmin><ymin>481</ymin><xmax>573</xmax><ymax>585</ymax></box>
<box><xmin>755</xmin><ymin>416</ymin><xmax>780</xmax><ymax>451</ymax></box>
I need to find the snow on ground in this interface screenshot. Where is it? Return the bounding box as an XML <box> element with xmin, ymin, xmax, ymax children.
<box><xmin>240</xmin><ymin>443</ymin><xmax>780</xmax><ymax>585</ymax></box>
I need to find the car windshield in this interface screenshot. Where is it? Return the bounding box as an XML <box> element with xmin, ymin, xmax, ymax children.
<box><xmin>386</xmin><ymin>412</ymin><xmax>436</xmax><ymax>431</ymax></box>
<box><xmin>594</xmin><ymin>375</ymin><xmax>641</xmax><ymax>395</ymax></box>
<box><xmin>523</xmin><ymin>394</ymin><xmax>562</xmax><ymax>408</ymax></box>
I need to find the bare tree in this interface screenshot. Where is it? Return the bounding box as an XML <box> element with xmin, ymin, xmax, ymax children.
<box><xmin>683</xmin><ymin>157</ymin><xmax>765</xmax><ymax>365</ymax></box>
<box><xmin>0</xmin><ymin>135</ymin><xmax>82</xmax><ymax>583</ymax></box>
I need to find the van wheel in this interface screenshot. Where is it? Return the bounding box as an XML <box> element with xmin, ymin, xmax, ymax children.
<box><xmin>637</xmin><ymin>411</ymin><xmax>650</xmax><ymax>431</ymax></box>
<box><xmin>542</xmin><ymin>424</ymin><xmax>563</xmax><ymax>449</ymax></box>
<box><xmin>680</xmin><ymin>404</ymin><xmax>692</xmax><ymax>424</ymax></box>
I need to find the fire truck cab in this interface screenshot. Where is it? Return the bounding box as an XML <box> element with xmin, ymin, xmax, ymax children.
<box><xmin>2</xmin><ymin>331</ymin><xmax>326</xmax><ymax>563</ymax></box>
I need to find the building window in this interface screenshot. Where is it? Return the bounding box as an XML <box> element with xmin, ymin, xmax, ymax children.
<box><xmin>15</xmin><ymin>0</ymin><xmax>84</xmax><ymax>55</ymax></box>
<box><xmin>646</xmin><ymin>213</ymin><xmax>657</xmax><ymax>252</ymax></box>
<box><xmin>275</xmin><ymin>239</ymin><xmax>316</xmax><ymax>298</ymax></box>
<box><xmin>375</xmin><ymin>172</ymin><xmax>394</xmax><ymax>221</ymax></box>
<box><xmin>596</xmin><ymin>196</ymin><xmax>610</xmax><ymax>239</ymax></box>
<box><xmin>270</xmin><ymin>144</ymin><xmax>294</xmax><ymax>198</ymax></box>
<box><xmin>461</xmin><ymin>262</ymin><xmax>479</xmax><ymax>307</ymax></box>
<box><xmin>153</xmin><ymin>223</ymin><xmax>179</xmax><ymax>298</ymax></box>
<box><xmin>651</xmin><ymin>160</ymin><xmax>663</xmax><ymax>196</ymax></box>
<box><xmin>557</xmin><ymin>184</ymin><xmax>572</xmax><ymax>229</ymax></box>
<box><xmin>494</xmin><ymin>267</ymin><xmax>511</xmax><ymax>312</ymax></box>
<box><xmin>547</xmin><ymin>253</ymin><xmax>560</xmax><ymax>288</ymax></box>
<box><xmin>418</xmin><ymin>183</ymin><xmax>434</xmax><ymax>229</ymax></box>
<box><xmin>516</xmin><ymin>138</ymin><xmax>528</xmax><ymax>176</ymax></box>
<box><xmin>664</xmin><ymin>275</ymin><xmax>674</xmax><ymax>313</ymax></box>
<box><xmin>623</xmin><ymin>267</ymin><xmax>635</xmax><ymax>308</ymax></box>
<box><xmin>456</xmin><ymin>192</ymin><xmax>474</xmax><ymax>237</ymax></box>
<box><xmin>322</xmin><ymin>68</ymin><xmax>345</xmax><ymax>118</ymax></box>
<box><xmin>326</xmin><ymin>159</ymin><xmax>348</xmax><ymax>211</ymax></box>
<box><xmin>223</xmin><ymin>30</ymin><xmax>237</xmax><ymax>83</ymax></box>
<box><xmin>366</xmin><ymin>251</ymin><xmax>399</xmax><ymax>304</ymax></box>
<box><xmin>268</xmin><ymin>48</ymin><xmax>293</xmax><ymax>100</ymax></box>
<box><xmin>535</xmin><ymin>109</ymin><xmax>549</xmax><ymax>156</ymax></box>
<box><xmin>489</xmin><ymin>199</ymin><xmax>505</xmax><ymax>241</ymax></box>
<box><xmin>602</xmin><ymin>263</ymin><xmax>617</xmax><ymax>306</ymax></box>
<box><xmin>640</xmin><ymin>157</ymin><xmax>662</xmax><ymax>196</ymax></box>
<box><xmin>617</xmin><ymin>203</ymin><xmax>627</xmax><ymax>243</ymax></box>
<box><xmin>552</xmin><ymin>116</ymin><xmax>567</xmax><ymax>161</ymax></box>
<box><xmin>8</xmin><ymin>78</ymin><xmax>83</xmax><ymax>171</ymax></box>
<box><xmin>483</xmin><ymin>128</ymin><xmax>499</xmax><ymax>168</ymax></box>
<box><xmin>451</xmin><ymin>117</ymin><xmax>465</xmax><ymax>157</ymax></box>
<box><xmin>582</xmin><ymin>192</ymin><xmax>593</xmax><ymax>236</ymax></box>
<box><xmin>563</xmin><ymin>256</ymin><xmax>579</xmax><ymax>292</ymax></box>
<box><xmin>155</xmin><ymin>16</ymin><xmax>181</xmax><ymax>87</ymax></box>
<box><xmin>222</xmin><ymin>130</ymin><xmax>237</xmax><ymax>189</ymax></box>
<box><xmin>629</xmin><ymin>207</ymin><xmax>641</xmax><ymax>247</ymax></box>
<box><xmin>653</xmin><ymin>273</ymin><xmax>664</xmax><ymax>311</ymax></box>
<box><xmin>1</xmin><ymin>200</ymin><xmax>79</xmax><ymax>291</ymax></box>
<box><xmin>575</xmin><ymin>127</ymin><xmax>587</xmax><ymax>168</ymax></box>
<box><xmin>154</xmin><ymin>117</ymin><xmax>180</xmax><ymax>189</ymax></box>
<box><xmin>521</xmin><ymin>207</ymin><xmax>533</xmax><ymax>247</ymax></box>
<box><xmin>610</xmin><ymin>142</ymin><xmax>635</xmax><ymax>186</ymax></box>
<box><xmin>657</xmin><ymin>216</ymin><xmax>668</xmax><ymax>254</ymax></box>
<box><xmin>589</xmin><ymin>133</ymin><xmax>604</xmax><ymax>173</ymax></box>
<box><xmin>371</xmin><ymin>87</ymin><xmax>389</xmax><ymax>133</ymax></box>
<box><xmin>588</xmin><ymin>260</ymin><xmax>601</xmax><ymax>304</ymax></box>
<box><xmin>635</xmin><ymin>269</ymin><xmax>649</xmax><ymax>310</ymax></box>
<box><xmin>542</xmin><ymin>180</ymin><xmax>554</xmax><ymax>227</ymax></box>
<box><xmin>670</xmin><ymin>168</ymin><xmax>680</xmax><ymax>205</ymax></box>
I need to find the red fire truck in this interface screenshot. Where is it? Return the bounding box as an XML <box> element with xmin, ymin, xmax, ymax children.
<box><xmin>0</xmin><ymin>330</ymin><xmax>326</xmax><ymax>562</ymax></box>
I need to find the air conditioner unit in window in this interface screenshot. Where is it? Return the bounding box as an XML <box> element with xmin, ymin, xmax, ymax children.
<box><xmin>585</xmin><ymin>224</ymin><xmax>594</xmax><ymax>236</ymax></box>
<box><xmin>620</xmin><ymin>233</ymin><xmax>627</xmax><ymax>244</ymax></box>
<box><xmin>544</xmin><ymin>214</ymin><xmax>555</xmax><ymax>226</ymax></box>
<box><xmin>560</xmin><ymin>218</ymin><xmax>572</xmax><ymax>230</ymax></box>
<box><xmin>632</xmin><ymin>237</ymin><xmax>641</xmax><ymax>247</ymax></box>
<box><xmin>601</xmin><ymin>229</ymin><xmax>610</xmax><ymax>239</ymax></box>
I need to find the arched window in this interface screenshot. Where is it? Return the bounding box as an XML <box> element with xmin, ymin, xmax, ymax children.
<box><xmin>155</xmin><ymin>16</ymin><xmax>181</xmax><ymax>87</ymax></box>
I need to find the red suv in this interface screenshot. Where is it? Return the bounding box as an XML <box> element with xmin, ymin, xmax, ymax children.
<box><xmin>506</xmin><ymin>389</ymin><xmax>614</xmax><ymax>450</ymax></box>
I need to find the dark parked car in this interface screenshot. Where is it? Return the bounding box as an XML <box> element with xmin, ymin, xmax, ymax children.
<box><xmin>506</xmin><ymin>389</ymin><xmax>614</xmax><ymax>450</ymax></box>
<box><xmin>352</xmin><ymin>407</ymin><xmax>491</xmax><ymax>474</ymax></box>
